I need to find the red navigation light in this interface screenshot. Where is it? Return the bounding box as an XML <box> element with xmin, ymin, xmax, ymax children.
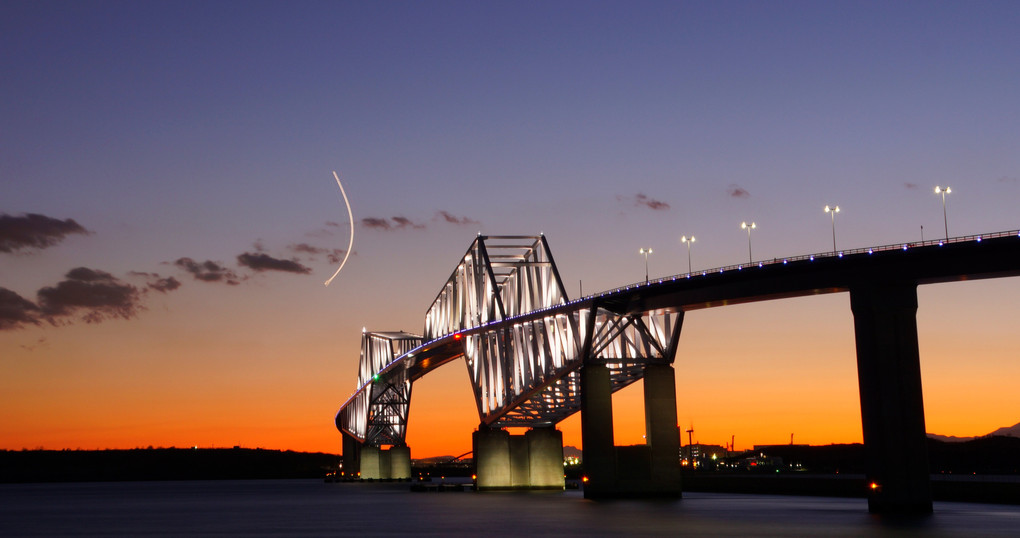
<box><xmin>453</xmin><ymin>333</ymin><xmax>462</xmax><ymax>340</ymax></box>
<box><xmin>581</xmin><ymin>476</ymin><xmax>589</xmax><ymax>483</ymax></box>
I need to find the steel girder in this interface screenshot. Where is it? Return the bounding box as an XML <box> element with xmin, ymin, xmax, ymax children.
<box><xmin>465</xmin><ymin>306</ymin><xmax>684</xmax><ymax>427</ymax></box>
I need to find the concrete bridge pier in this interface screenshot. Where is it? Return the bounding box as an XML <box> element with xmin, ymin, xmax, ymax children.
<box><xmin>356</xmin><ymin>444</ymin><xmax>412</xmax><ymax>480</ymax></box>
<box><xmin>850</xmin><ymin>280</ymin><xmax>933</xmax><ymax>514</ymax></box>
<box><xmin>581</xmin><ymin>362</ymin><xmax>682</xmax><ymax>498</ymax></box>
<box><xmin>473</xmin><ymin>425</ymin><xmax>564</xmax><ymax>490</ymax></box>
<box><xmin>341</xmin><ymin>432</ymin><xmax>361</xmax><ymax>479</ymax></box>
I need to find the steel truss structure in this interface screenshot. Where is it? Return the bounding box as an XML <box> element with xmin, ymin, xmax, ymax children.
<box><xmin>336</xmin><ymin>331</ymin><xmax>422</xmax><ymax>445</ymax></box>
<box><xmin>338</xmin><ymin>235</ymin><xmax>683</xmax><ymax>447</ymax></box>
<box><xmin>338</xmin><ymin>230</ymin><xmax>1020</xmax><ymax>475</ymax></box>
<box><xmin>467</xmin><ymin>307</ymin><xmax>683</xmax><ymax>427</ymax></box>
<box><xmin>424</xmin><ymin>235</ymin><xmax>568</xmax><ymax>340</ymax></box>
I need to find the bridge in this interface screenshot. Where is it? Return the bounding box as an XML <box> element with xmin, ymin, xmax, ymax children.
<box><xmin>335</xmin><ymin>230</ymin><xmax>1020</xmax><ymax>513</ymax></box>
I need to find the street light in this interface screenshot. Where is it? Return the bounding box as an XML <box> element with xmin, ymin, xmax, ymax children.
<box><xmin>824</xmin><ymin>205</ymin><xmax>840</xmax><ymax>253</ymax></box>
<box><xmin>740</xmin><ymin>222</ymin><xmax>756</xmax><ymax>263</ymax></box>
<box><xmin>934</xmin><ymin>186</ymin><xmax>951</xmax><ymax>240</ymax></box>
<box><xmin>639</xmin><ymin>247</ymin><xmax>653</xmax><ymax>283</ymax></box>
<box><xmin>680</xmin><ymin>235</ymin><xmax>695</xmax><ymax>274</ymax></box>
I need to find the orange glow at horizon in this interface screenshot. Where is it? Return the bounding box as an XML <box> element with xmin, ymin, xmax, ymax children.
<box><xmin>1</xmin><ymin>280</ymin><xmax>1016</xmax><ymax>457</ymax></box>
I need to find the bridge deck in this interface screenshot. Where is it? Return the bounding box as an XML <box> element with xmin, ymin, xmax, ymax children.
<box><xmin>338</xmin><ymin>230</ymin><xmax>1020</xmax><ymax>435</ymax></box>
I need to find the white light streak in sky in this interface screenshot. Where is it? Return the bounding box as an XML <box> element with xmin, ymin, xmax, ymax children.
<box><xmin>324</xmin><ymin>170</ymin><xmax>354</xmax><ymax>287</ymax></box>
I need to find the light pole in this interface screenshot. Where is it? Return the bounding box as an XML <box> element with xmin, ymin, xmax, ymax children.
<box><xmin>681</xmin><ymin>235</ymin><xmax>695</xmax><ymax>274</ymax></box>
<box><xmin>740</xmin><ymin>222</ymin><xmax>756</xmax><ymax>263</ymax></box>
<box><xmin>824</xmin><ymin>205</ymin><xmax>840</xmax><ymax>253</ymax></box>
<box><xmin>639</xmin><ymin>247</ymin><xmax>653</xmax><ymax>283</ymax></box>
<box><xmin>934</xmin><ymin>186</ymin><xmax>951</xmax><ymax>240</ymax></box>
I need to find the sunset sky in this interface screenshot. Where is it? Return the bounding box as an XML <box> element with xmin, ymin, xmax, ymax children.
<box><xmin>2</xmin><ymin>1</ymin><xmax>1018</xmax><ymax>457</ymax></box>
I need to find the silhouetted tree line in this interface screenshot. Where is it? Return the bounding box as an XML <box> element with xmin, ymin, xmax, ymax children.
<box><xmin>0</xmin><ymin>447</ymin><xmax>339</xmax><ymax>483</ymax></box>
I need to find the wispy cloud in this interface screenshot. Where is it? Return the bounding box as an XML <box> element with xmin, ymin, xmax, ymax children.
<box><xmin>391</xmin><ymin>216</ymin><xmax>425</xmax><ymax>229</ymax></box>
<box><xmin>635</xmin><ymin>193</ymin><xmax>670</xmax><ymax>210</ymax></box>
<box><xmin>361</xmin><ymin>217</ymin><xmax>392</xmax><ymax>230</ymax></box>
<box><xmin>617</xmin><ymin>193</ymin><xmax>671</xmax><ymax>211</ymax></box>
<box><xmin>997</xmin><ymin>176</ymin><xmax>1018</xmax><ymax>184</ymax></box>
<box><xmin>3</xmin><ymin>267</ymin><xmax>186</xmax><ymax>331</ymax></box>
<box><xmin>173</xmin><ymin>258</ymin><xmax>241</xmax><ymax>285</ymax></box>
<box><xmin>727</xmin><ymin>184</ymin><xmax>750</xmax><ymax>198</ymax></box>
<box><xmin>128</xmin><ymin>271</ymin><xmax>183</xmax><ymax>293</ymax></box>
<box><xmin>0</xmin><ymin>213</ymin><xmax>89</xmax><ymax>253</ymax></box>
<box><xmin>237</xmin><ymin>252</ymin><xmax>312</xmax><ymax>274</ymax></box>
<box><xmin>435</xmin><ymin>211</ymin><xmax>480</xmax><ymax>226</ymax></box>
<box><xmin>0</xmin><ymin>287</ymin><xmax>41</xmax><ymax>330</ymax></box>
<box><xmin>20</xmin><ymin>336</ymin><xmax>47</xmax><ymax>351</ymax></box>
<box><xmin>287</xmin><ymin>243</ymin><xmax>347</xmax><ymax>264</ymax></box>
<box><xmin>361</xmin><ymin>216</ymin><xmax>426</xmax><ymax>231</ymax></box>
<box><xmin>36</xmin><ymin>268</ymin><xmax>143</xmax><ymax>324</ymax></box>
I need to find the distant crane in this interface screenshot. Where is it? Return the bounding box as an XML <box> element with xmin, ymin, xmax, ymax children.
<box><xmin>686</xmin><ymin>425</ymin><xmax>695</xmax><ymax>467</ymax></box>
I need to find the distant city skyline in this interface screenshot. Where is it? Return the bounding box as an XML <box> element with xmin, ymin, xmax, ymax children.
<box><xmin>2</xmin><ymin>1</ymin><xmax>1018</xmax><ymax>456</ymax></box>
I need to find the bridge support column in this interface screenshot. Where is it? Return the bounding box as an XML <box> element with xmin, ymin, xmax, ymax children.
<box><xmin>643</xmin><ymin>363</ymin><xmax>682</xmax><ymax>495</ymax></box>
<box><xmin>850</xmin><ymin>280</ymin><xmax>932</xmax><ymax>514</ymax></box>
<box><xmin>581</xmin><ymin>361</ymin><xmax>683</xmax><ymax>498</ymax></box>
<box><xmin>357</xmin><ymin>445</ymin><xmax>410</xmax><ymax>480</ymax></box>
<box><xmin>581</xmin><ymin>362</ymin><xmax>616</xmax><ymax>498</ymax></box>
<box><xmin>389</xmin><ymin>445</ymin><xmax>411</xmax><ymax>480</ymax></box>
<box><xmin>526</xmin><ymin>427</ymin><xmax>565</xmax><ymax>488</ymax></box>
<box><xmin>474</xmin><ymin>427</ymin><xmax>511</xmax><ymax>489</ymax></box>
<box><xmin>341</xmin><ymin>432</ymin><xmax>361</xmax><ymax>479</ymax></box>
<box><xmin>473</xmin><ymin>426</ymin><xmax>565</xmax><ymax>490</ymax></box>
<box><xmin>360</xmin><ymin>445</ymin><xmax>382</xmax><ymax>480</ymax></box>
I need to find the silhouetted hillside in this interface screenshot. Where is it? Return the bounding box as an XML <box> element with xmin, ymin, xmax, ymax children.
<box><xmin>0</xmin><ymin>448</ymin><xmax>339</xmax><ymax>483</ymax></box>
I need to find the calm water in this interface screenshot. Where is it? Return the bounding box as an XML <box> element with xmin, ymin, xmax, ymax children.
<box><xmin>2</xmin><ymin>479</ymin><xmax>1019</xmax><ymax>536</ymax></box>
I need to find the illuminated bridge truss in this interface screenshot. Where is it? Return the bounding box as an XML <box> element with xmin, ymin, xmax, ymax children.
<box><xmin>340</xmin><ymin>230</ymin><xmax>1020</xmax><ymax>447</ymax></box>
<box><xmin>337</xmin><ymin>331</ymin><xmax>422</xmax><ymax>445</ymax></box>
<box><xmin>467</xmin><ymin>308</ymin><xmax>683</xmax><ymax>427</ymax></box>
<box><xmin>338</xmin><ymin>235</ymin><xmax>685</xmax><ymax>444</ymax></box>
<box><xmin>424</xmin><ymin>235</ymin><xmax>568</xmax><ymax>341</ymax></box>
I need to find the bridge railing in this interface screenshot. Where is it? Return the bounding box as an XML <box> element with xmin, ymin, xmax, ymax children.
<box><xmin>587</xmin><ymin>230</ymin><xmax>1020</xmax><ymax>300</ymax></box>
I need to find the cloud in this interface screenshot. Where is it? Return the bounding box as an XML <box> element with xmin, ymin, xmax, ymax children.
<box><xmin>904</xmin><ymin>182</ymin><xmax>920</xmax><ymax>190</ymax></box>
<box><xmin>361</xmin><ymin>216</ymin><xmax>426</xmax><ymax>231</ymax></box>
<box><xmin>237</xmin><ymin>252</ymin><xmax>312</xmax><ymax>274</ymax></box>
<box><xmin>0</xmin><ymin>213</ymin><xmax>89</xmax><ymax>253</ymax></box>
<box><xmin>128</xmin><ymin>271</ymin><xmax>183</xmax><ymax>293</ymax></box>
<box><xmin>290</xmin><ymin>243</ymin><xmax>324</xmax><ymax>255</ymax></box>
<box><xmin>361</xmin><ymin>217</ymin><xmax>391</xmax><ymax>230</ymax></box>
<box><xmin>287</xmin><ymin>243</ymin><xmax>347</xmax><ymax>264</ymax></box>
<box><xmin>20</xmin><ymin>336</ymin><xmax>47</xmax><ymax>351</ymax></box>
<box><xmin>173</xmin><ymin>257</ymin><xmax>241</xmax><ymax>285</ymax></box>
<box><xmin>149</xmin><ymin>276</ymin><xmax>181</xmax><ymax>293</ymax></box>
<box><xmin>727</xmin><ymin>184</ymin><xmax>750</xmax><ymax>198</ymax></box>
<box><xmin>0</xmin><ymin>287</ymin><xmax>41</xmax><ymax>330</ymax></box>
<box><xmin>435</xmin><ymin>211</ymin><xmax>480</xmax><ymax>226</ymax></box>
<box><xmin>36</xmin><ymin>268</ymin><xmax>143</xmax><ymax>324</ymax></box>
<box><xmin>997</xmin><ymin>176</ymin><xmax>1018</xmax><ymax>184</ymax></box>
<box><xmin>634</xmin><ymin>193</ymin><xmax>670</xmax><ymax>211</ymax></box>
<box><xmin>391</xmin><ymin>216</ymin><xmax>425</xmax><ymax>229</ymax></box>
<box><xmin>616</xmin><ymin>194</ymin><xmax>671</xmax><ymax>211</ymax></box>
<box><xmin>3</xmin><ymin>269</ymin><xmax>184</xmax><ymax>331</ymax></box>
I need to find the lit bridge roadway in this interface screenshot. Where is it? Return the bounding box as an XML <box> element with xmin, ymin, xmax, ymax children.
<box><xmin>335</xmin><ymin>230</ymin><xmax>1020</xmax><ymax>513</ymax></box>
